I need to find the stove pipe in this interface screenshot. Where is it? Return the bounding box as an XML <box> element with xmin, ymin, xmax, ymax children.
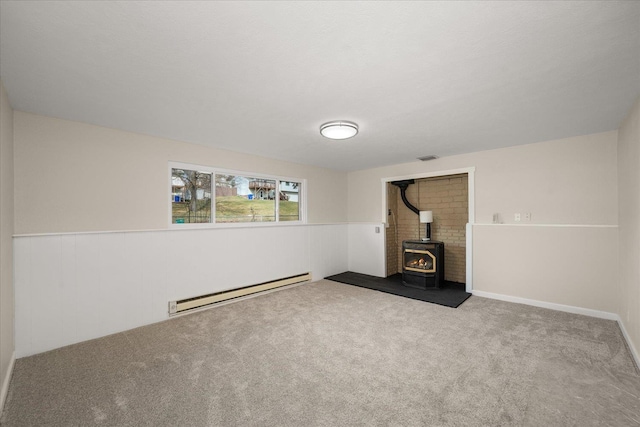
<box><xmin>390</xmin><ymin>180</ymin><xmax>420</xmax><ymax>215</ymax></box>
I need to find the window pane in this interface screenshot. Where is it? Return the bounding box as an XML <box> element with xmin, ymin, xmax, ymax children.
<box><xmin>279</xmin><ymin>181</ymin><xmax>300</xmax><ymax>221</ymax></box>
<box><xmin>171</xmin><ymin>169</ymin><xmax>212</xmax><ymax>223</ymax></box>
<box><xmin>215</xmin><ymin>175</ymin><xmax>276</xmax><ymax>223</ymax></box>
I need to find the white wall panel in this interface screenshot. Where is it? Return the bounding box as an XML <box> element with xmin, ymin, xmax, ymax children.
<box><xmin>347</xmin><ymin>223</ymin><xmax>386</xmax><ymax>277</ymax></box>
<box><xmin>98</xmin><ymin>233</ymin><xmax>127</xmax><ymax>337</ymax></box>
<box><xmin>324</xmin><ymin>225</ymin><xmax>349</xmax><ymax>278</ymax></box>
<box><xmin>74</xmin><ymin>234</ymin><xmax>102</xmax><ymax>344</ymax></box>
<box><xmin>29</xmin><ymin>236</ymin><xmax>62</xmax><ymax>355</ymax></box>
<box><xmin>165</xmin><ymin>229</ymin><xmax>209</xmax><ymax>301</ymax></box>
<box><xmin>60</xmin><ymin>235</ymin><xmax>78</xmax><ymax>347</ymax></box>
<box><xmin>309</xmin><ymin>224</ymin><xmax>348</xmax><ymax>280</ymax></box>
<box><xmin>121</xmin><ymin>233</ymin><xmax>146</xmax><ymax>331</ymax></box>
<box><xmin>13</xmin><ymin>237</ymin><xmax>31</xmax><ymax>357</ymax></box>
<box><xmin>14</xmin><ymin>224</ymin><xmax>347</xmax><ymax>357</ymax></box>
<box><xmin>141</xmin><ymin>231</ymin><xmax>169</xmax><ymax>325</ymax></box>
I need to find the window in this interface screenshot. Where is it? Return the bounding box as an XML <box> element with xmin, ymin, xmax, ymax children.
<box><xmin>170</xmin><ymin>164</ymin><xmax>304</xmax><ymax>225</ymax></box>
<box><xmin>279</xmin><ymin>181</ymin><xmax>300</xmax><ymax>222</ymax></box>
<box><xmin>216</xmin><ymin>175</ymin><xmax>276</xmax><ymax>223</ymax></box>
<box><xmin>171</xmin><ymin>168</ymin><xmax>212</xmax><ymax>224</ymax></box>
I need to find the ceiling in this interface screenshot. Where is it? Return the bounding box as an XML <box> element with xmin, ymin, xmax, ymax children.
<box><xmin>1</xmin><ymin>1</ymin><xmax>639</xmax><ymax>171</ymax></box>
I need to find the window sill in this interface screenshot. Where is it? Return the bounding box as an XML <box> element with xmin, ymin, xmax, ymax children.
<box><xmin>167</xmin><ymin>221</ymin><xmax>307</xmax><ymax>231</ymax></box>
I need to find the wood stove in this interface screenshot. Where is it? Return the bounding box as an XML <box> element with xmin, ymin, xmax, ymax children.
<box><xmin>402</xmin><ymin>240</ymin><xmax>445</xmax><ymax>289</ymax></box>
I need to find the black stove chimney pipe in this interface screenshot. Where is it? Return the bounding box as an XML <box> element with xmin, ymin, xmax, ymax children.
<box><xmin>390</xmin><ymin>180</ymin><xmax>420</xmax><ymax>215</ymax></box>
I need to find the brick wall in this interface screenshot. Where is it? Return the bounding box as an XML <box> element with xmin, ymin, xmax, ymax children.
<box><xmin>387</xmin><ymin>173</ymin><xmax>468</xmax><ymax>283</ymax></box>
<box><xmin>386</xmin><ymin>184</ymin><xmax>399</xmax><ymax>275</ymax></box>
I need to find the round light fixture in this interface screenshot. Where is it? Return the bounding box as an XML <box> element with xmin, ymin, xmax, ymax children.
<box><xmin>320</xmin><ymin>121</ymin><xmax>359</xmax><ymax>140</ymax></box>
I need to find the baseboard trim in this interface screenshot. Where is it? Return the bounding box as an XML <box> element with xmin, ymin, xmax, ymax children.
<box><xmin>0</xmin><ymin>351</ymin><xmax>16</xmax><ymax>414</ymax></box>
<box><xmin>615</xmin><ymin>316</ymin><xmax>640</xmax><ymax>372</ymax></box>
<box><xmin>471</xmin><ymin>290</ymin><xmax>640</xmax><ymax>370</ymax></box>
<box><xmin>471</xmin><ymin>290</ymin><xmax>618</xmax><ymax>320</ymax></box>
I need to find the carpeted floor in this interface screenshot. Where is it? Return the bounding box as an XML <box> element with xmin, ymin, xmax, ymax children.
<box><xmin>325</xmin><ymin>271</ymin><xmax>471</xmax><ymax>308</ymax></box>
<box><xmin>2</xmin><ymin>280</ymin><xmax>640</xmax><ymax>426</ymax></box>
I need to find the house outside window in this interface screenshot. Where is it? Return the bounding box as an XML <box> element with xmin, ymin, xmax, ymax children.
<box><xmin>170</xmin><ymin>163</ymin><xmax>304</xmax><ymax>226</ymax></box>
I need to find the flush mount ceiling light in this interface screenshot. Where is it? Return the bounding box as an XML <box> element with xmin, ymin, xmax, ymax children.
<box><xmin>320</xmin><ymin>121</ymin><xmax>359</xmax><ymax>140</ymax></box>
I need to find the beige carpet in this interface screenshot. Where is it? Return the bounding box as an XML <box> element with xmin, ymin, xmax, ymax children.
<box><xmin>2</xmin><ymin>280</ymin><xmax>639</xmax><ymax>426</ymax></box>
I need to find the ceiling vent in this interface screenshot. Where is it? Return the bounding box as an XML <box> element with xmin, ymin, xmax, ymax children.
<box><xmin>418</xmin><ymin>155</ymin><xmax>439</xmax><ymax>161</ymax></box>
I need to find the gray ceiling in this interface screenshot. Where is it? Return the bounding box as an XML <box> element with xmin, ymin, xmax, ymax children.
<box><xmin>1</xmin><ymin>1</ymin><xmax>639</xmax><ymax>171</ymax></box>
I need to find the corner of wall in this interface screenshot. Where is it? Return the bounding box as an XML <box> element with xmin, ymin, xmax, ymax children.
<box><xmin>617</xmin><ymin>95</ymin><xmax>640</xmax><ymax>365</ymax></box>
<box><xmin>0</xmin><ymin>352</ymin><xmax>15</xmax><ymax>414</ymax></box>
<box><xmin>0</xmin><ymin>79</ymin><xmax>16</xmax><ymax>414</ymax></box>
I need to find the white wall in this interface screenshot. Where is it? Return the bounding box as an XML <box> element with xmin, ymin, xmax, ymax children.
<box><xmin>0</xmin><ymin>80</ymin><xmax>15</xmax><ymax>411</ymax></box>
<box><xmin>347</xmin><ymin>131</ymin><xmax>619</xmax><ymax>313</ymax></box>
<box><xmin>14</xmin><ymin>224</ymin><xmax>348</xmax><ymax>357</ymax></box>
<box><xmin>10</xmin><ymin>112</ymin><xmax>352</xmax><ymax>357</ymax></box>
<box><xmin>13</xmin><ymin>112</ymin><xmax>348</xmax><ymax>234</ymax></box>
<box><xmin>348</xmin><ymin>131</ymin><xmax>617</xmax><ymax>225</ymax></box>
<box><xmin>10</xmin><ymin>109</ymin><xmax>634</xmax><ymax>359</ymax></box>
<box><xmin>347</xmin><ymin>223</ymin><xmax>386</xmax><ymax>277</ymax></box>
<box><xmin>473</xmin><ymin>224</ymin><xmax>618</xmax><ymax>313</ymax></box>
<box><xmin>617</xmin><ymin>96</ymin><xmax>640</xmax><ymax>358</ymax></box>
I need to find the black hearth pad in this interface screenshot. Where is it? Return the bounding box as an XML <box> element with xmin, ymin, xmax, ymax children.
<box><xmin>324</xmin><ymin>272</ymin><xmax>471</xmax><ymax>308</ymax></box>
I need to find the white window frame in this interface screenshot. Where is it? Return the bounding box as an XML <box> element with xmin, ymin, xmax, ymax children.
<box><xmin>168</xmin><ymin>161</ymin><xmax>307</xmax><ymax>229</ymax></box>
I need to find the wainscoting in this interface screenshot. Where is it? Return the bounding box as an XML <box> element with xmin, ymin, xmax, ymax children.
<box><xmin>347</xmin><ymin>223</ymin><xmax>386</xmax><ymax>277</ymax></box>
<box><xmin>13</xmin><ymin>224</ymin><xmax>348</xmax><ymax>357</ymax></box>
<box><xmin>13</xmin><ymin>222</ymin><xmax>622</xmax><ymax>358</ymax></box>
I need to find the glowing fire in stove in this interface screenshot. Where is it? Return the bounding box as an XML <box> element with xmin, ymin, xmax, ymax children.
<box><xmin>407</xmin><ymin>258</ymin><xmax>433</xmax><ymax>270</ymax></box>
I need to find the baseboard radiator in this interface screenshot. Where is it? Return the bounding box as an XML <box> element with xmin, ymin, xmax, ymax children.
<box><xmin>168</xmin><ymin>272</ymin><xmax>311</xmax><ymax>315</ymax></box>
